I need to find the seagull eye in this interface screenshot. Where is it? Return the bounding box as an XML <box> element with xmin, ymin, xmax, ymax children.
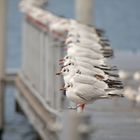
<box><xmin>76</xmin><ymin>70</ymin><xmax>81</xmax><ymax>74</ymax></box>
<box><xmin>69</xmin><ymin>63</ymin><xmax>71</xmax><ymax>65</ymax></box>
<box><xmin>63</xmin><ymin>69</ymin><xmax>66</xmax><ymax>72</ymax></box>
<box><xmin>66</xmin><ymin>56</ymin><xmax>69</xmax><ymax>59</ymax></box>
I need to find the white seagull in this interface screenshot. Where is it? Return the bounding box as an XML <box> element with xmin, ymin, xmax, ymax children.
<box><xmin>62</xmin><ymin>74</ymin><xmax>123</xmax><ymax>112</ymax></box>
<box><xmin>66</xmin><ymin>43</ymin><xmax>113</xmax><ymax>58</ymax></box>
<box><xmin>56</xmin><ymin>21</ymin><xmax>123</xmax><ymax>112</ymax></box>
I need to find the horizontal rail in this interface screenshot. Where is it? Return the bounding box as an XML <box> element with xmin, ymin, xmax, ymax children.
<box><xmin>18</xmin><ymin>73</ymin><xmax>61</xmax><ymax>118</ymax></box>
<box><xmin>16</xmin><ymin>75</ymin><xmax>62</xmax><ymax>139</ymax></box>
<box><xmin>3</xmin><ymin>72</ymin><xmax>17</xmax><ymax>84</ymax></box>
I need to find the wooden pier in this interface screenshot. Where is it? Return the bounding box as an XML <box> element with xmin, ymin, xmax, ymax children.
<box><xmin>0</xmin><ymin>0</ymin><xmax>140</xmax><ymax>140</ymax></box>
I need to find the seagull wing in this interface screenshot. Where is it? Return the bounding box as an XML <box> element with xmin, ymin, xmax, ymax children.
<box><xmin>75</xmin><ymin>84</ymin><xmax>107</xmax><ymax>102</ymax></box>
<box><xmin>71</xmin><ymin>74</ymin><xmax>97</xmax><ymax>85</ymax></box>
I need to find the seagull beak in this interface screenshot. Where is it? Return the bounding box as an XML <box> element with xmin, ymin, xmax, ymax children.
<box><xmin>59</xmin><ymin>58</ymin><xmax>64</xmax><ymax>61</ymax></box>
<box><xmin>59</xmin><ymin>59</ymin><xmax>65</xmax><ymax>65</ymax></box>
<box><xmin>59</xmin><ymin>61</ymin><xmax>64</xmax><ymax>65</ymax></box>
<box><xmin>56</xmin><ymin>72</ymin><xmax>61</xmax><ymax>75</ymax></box>
<box><xmin>59</xmin><ymin>87</ymin><xmax>66</xmax><ymax>91</ymax></box>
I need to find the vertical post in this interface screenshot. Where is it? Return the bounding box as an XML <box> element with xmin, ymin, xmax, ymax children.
<box><xmin>54</xmin><ymin>42</ymin><xmax>63</xmax><ymax>110</ymax></box>
<box><xmin>0</xmin><ymin>0</ymin><xmax>6</xmax><ymax>137</ymax></box>
<box><xmin>61</xmin><ymin>111</ymin><xmax>92</xmax><ymax>140</ymax></box>
<box><xmin>75</xmin><ymin>0</ymin><xmax>93</xmax><ymax>24</ymax></box>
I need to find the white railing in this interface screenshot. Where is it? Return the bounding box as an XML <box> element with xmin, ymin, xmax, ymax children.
<box><xmin>21</xmin><ymin>18</ymin><xmax>65</xmax><ymax>111</ymax></box>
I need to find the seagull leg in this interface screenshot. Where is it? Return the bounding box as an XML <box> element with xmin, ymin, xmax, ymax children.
<box><xmin>77</xmin><ymin>104</ymin><xmax>85</xmax><ymax>112</ymax></box>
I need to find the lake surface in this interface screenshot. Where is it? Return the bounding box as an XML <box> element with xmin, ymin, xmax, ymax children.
<box><xmin>4</xmin><ymin>0</ymin><xmax>140</xmax><ymax>139</ymax></box>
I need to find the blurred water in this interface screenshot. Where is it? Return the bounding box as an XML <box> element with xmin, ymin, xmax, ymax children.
<box><xmin>5</xmin><ymin>0</ymin><xmax>140</xmax><ymax>139</ymax></box>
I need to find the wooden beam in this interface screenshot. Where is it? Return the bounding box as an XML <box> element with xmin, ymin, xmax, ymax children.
<box><xmin>15</xmin><ymin>76</ymin><xmax>61</xmax><ymax>138</ymax></box>
<box><xmin>4</xmin><ymin>73</ymin><xmax>17</xmax><ymax>84</ymax></box>
<box><xmin>0</xmin><ymin>0</ymin><xmax>7</xmax><ymax>134</ymax></box>
<box><xmin>75</xmin><ymin>0</ymin><xmax>93</xmax><ymax>24</ymax></box>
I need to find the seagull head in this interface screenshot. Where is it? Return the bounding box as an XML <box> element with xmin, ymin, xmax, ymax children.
<box><xmin>60</xmin><ymin>67</ymin><xmax>70</xmax><ymax>76</ymax></box>
<box><xmin>65</xmin><ymin>82</ymin><xmax>73</xmax><ymax>89</ymax></box>
<box><xmin>65</xmin><ymin>37</ymin><xmax>80</xmax><ymax>45</ymax></box>
<box><xmin>59</xmin><ymin>56</ymin><xmax>72</xmax><ymax>65</ymax></box>
<box><xmin>56</xmin><ymin>67</ymin><xmax>70</xmax><ymax>76</ymax></box>
<box><xmin>62</xmin><ymin>59</ymin><xmax>75</xmax><ymax>67</ymax></box>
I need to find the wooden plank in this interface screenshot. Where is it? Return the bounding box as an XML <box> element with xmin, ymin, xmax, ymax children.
<box><xmin>4</xmin><ymin>73</ymin><xmax>17</xmax><ymax>84</ymax></box>
<box><xmin>16</xmin><ymin>75</ymin><xmax>60</xmax><ymax>124</ymax></box>
<box><xmin>0</xmin><ymin>0</ymin><xmax>7</xmax><ymax>133</ymax></box>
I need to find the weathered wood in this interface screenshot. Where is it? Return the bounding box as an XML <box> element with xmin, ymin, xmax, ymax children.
<box><xmin>0</xmin><ymin>0</ymin><xmax>7</xmax><ymax>135</ymax></box>
<box><xmin>61</xmin><ymin>111</ymin><xmax>92</xmax><ymax>140</ymax></box>
<box><xmin>75</xmin><ymin>0</ymin><xmax>93</xmax><ymax>24</ymax></box>
<box><xmin>15</xmin><ymin>75</ymin><xmax>62</xmax><ymax>140</ymax></box>
<box><xmin>4</xmin><ymin>72</ymin><xmax>17</xmax><ymax>84</ymax></box>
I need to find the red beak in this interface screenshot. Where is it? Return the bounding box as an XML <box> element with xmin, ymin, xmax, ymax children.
<box><xmin>59</xmin><ymin>59</ymin><xmax>64</xmax><ymax>65</ymax></box>
<box><xmin>59</xmin><ymin>58</ymin><xmax>64</xmax><ymax>61</ymax></box>
<box><xmin>59</xmin><ymin>61</ymin><xmax>64</xmax><ymax>65</ymax></box>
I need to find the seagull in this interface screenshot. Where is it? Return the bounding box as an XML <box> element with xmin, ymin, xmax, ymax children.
<box><xmin>66</xmin><ymin>43</ymin><xmax>113</xmax><ymax>57</ymax></box>
<box><xmin>60</xmin><ymin>58</ymin><xmax>119</xmax><ymax>78</ymax></box>
<box><xmin>70</xmin><ymin>73</ymin><xmax>123</xmax><ymax>89</ymax></box>
<box><xmin>60</xmin><ymin>59</ymin><xmax>119</xmax><ymax>80</ymax></box>
<box><xmin>56</xmin><ymin>21</ymin><xmax>123</xmax><ymax>112</ymax></box>
<box><xmin>57</xmin><ymin>65</ymin><xmax>105</xmax><ymax>84</ymax></box>
<box><xmin>61</xmin><ymin>57</ymin><xmax>118</xmax><ymax>74</ymax></box>
<box><xmin>66</xmin><ymin>30</ymin><xmax>109</xmax><ymax>44</ymax></box>
<box><xmin>56</xmin><ymin>67</ymin><xmax>75</xmax><ymax>83</ymax></box>
<box><xmin>60</xmin><ymin>56</ymin><xmax>106</xmax><ymax>67</ymax></box>
<box><xmin>62</xmin><ymin>74</ymin><xmax>123</xmax><ymax>112</ymax></box>
<box><xmin>49</xmin><ymin>18</ymin><xmax>70</xmax><ymax>39</ymax></box>
<box><xmin>67</xmin><ymin>31</ymin><xmax>99</xmax><ymax>41</ymax></box>
<box><xmin>65</xmin><ymin>33</ymin><xmax>100</xmax><ymax>44</ymax></box>
<box><xmin>57</xmin><ymin>63</ymin><xmax>122</xmax><ymax>90</ymax></box>
<box><xmin>66</xmin><ymin>43</ymin><xmax>112</xmax><ymax>59</ymax></box>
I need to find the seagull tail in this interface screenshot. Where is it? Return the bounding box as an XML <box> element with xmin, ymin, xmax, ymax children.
<box><xmin>105</xmin><ymin>89</ymin><xmax>124</xmax><ymax>98</ymax></box>
<box><xmin>108</xmin><ymin>93</ymin><xmax>124</xmax><ymax>98</ymax></box>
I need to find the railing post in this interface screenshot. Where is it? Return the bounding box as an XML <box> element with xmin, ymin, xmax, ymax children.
<box><xmin>54</xmin><ymin>42</ymin><xmax>64</xmax><ymax>110</ymax></box>
<box><xmin>0</xmin><ymin>0</ymin><xmax>7</xmax><ymax>137</ymax></box>
<box><xmin>75</xmin><ymin>0</ymin><xmax>93</xmax><ymax>24</ymax></box>
<box><xmin>61</xmin><ymin>111</ymin><xmax>93</xmax><ymax>140</ymax></box>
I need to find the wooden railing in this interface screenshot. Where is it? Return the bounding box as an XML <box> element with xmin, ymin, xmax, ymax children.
<box><xmin>21</xmin><ymin>17</ymin><xmax>65</xmax><ymax>112</ymax></box>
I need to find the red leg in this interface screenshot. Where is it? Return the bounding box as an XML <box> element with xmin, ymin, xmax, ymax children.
<box><xmin>81</xmin><ymin>104</ymin><xmax>85</xmax><ymax>110</ymax></box>
<box><xmin>77</xmin><ymin>104</ymin><xmax>85</xmax><ymax>112</ymax></box>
